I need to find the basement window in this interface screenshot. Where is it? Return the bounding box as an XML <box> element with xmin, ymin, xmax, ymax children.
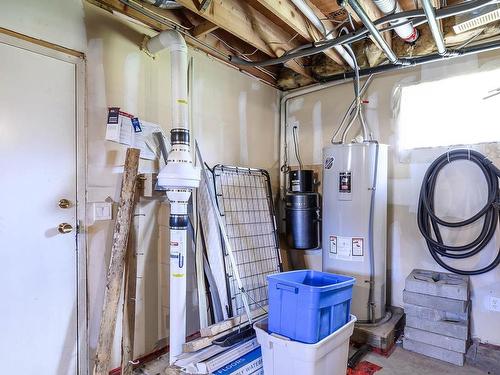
<box><xmin>398</xmin><ymin>69</ymin><xmax>500</xmax><ymax>150</ymax></box>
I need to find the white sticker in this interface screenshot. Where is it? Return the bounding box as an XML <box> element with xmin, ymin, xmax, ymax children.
<box><xmin>329</xmin><ymin>236</ymin><xmax>337</xmax><ymax>254</ymax></box>
<box><xmin>336</xmin><ymin>237</ymin><xmax>352</xmax><ymax>260</ymax></box>
<box><xmin>352</xmin><ymin>238</ymin><xmax>364</xmax><ymax>257</ymax></box>
<box><xmin>329</xmin><ymin>235</ymin><xmax>364</xmax><ymax>261</ymax></box>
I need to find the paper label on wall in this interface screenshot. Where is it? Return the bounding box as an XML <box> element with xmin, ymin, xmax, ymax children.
<box><xmin>329</xmin><ymin>235</ymin><xmax>364</xmax><ymax>261</ymax></box>
<box><xmin>105</xmin><ymin>108</ymin><xmax>165</xmax><ymax>161</ymax></box>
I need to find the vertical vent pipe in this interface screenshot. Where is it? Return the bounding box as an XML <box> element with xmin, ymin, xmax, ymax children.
<box><xmin>147</xmin><ymin>30</ymin><xmax>200</xmax><ymax>364</ymax></box>
<box><xmin>372</xmin><ymin>0</ymin><xmax>419</xmax><ymax>42</ymax></box>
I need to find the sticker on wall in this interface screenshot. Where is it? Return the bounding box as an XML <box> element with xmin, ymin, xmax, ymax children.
<box><xmin>329</xmin><ymin>235</ymin><xmax>364</xmax><ymax>261</ymax></box>
<box><xmin>352</xmin><ymin>238</ymin><xmax>364</xmax><ymax>257</ymax></box>
<box><xmin>324</xmin><ymin>157</ymin><xmax>334</xmax><ymax>170</ymax></box>
<box><xmin>131</xmin><ymin>117</ymin><xmax>142</xmax><ymax>133</ymax></box>
<box><xmin>329</xmin><ymin>236</ymin><xmax>337</xmax><ymax>254</ymax></box>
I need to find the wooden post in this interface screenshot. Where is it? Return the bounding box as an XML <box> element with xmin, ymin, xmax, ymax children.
<box><xmin>121</xmin><ymin>196</ymin><xmax>139</xmax><ymax>375</ymax></box>
<box><xmin>93</xmin><ymin>148</ymin><xmax>140</xmax><ymax>375</ymax></box>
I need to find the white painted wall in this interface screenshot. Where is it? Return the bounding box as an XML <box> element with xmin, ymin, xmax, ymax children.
<box><xmin>0</xmin><ymin>0</ymin><xmax>87</xmax><ymax>52</ymax></box>
<box><xmin>285</xmin><ymin>52</ymin><xmax>500</xmax><ymax>345</ymax></box>
<box><xmin>1</xmin><ymin>0</ymin><xmax>279</xmax><ymax>370</ymax></box>
<box><xmin>84</xmin><ymin>3</ymin><xmax>280</xmax><ymax>369</ymax></box>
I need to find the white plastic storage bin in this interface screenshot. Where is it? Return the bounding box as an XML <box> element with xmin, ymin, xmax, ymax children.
<box><xmin>254</xmin><ymin>315</ymin><xmax>356</xmax><ymax>375</ymax></box>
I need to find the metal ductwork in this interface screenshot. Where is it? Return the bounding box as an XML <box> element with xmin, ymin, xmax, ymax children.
<box><xmin>144</xmin><ymin>0</ymin><xmax>183</xmax><ymax>9</ymax></box>
<box><xmin>372</xmin><ymin>0</ymin><xmax>419</xmax><ymax>42</ymax></box>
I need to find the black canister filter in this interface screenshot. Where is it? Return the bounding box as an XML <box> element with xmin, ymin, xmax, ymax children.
<box><xmin>289</xmin><ymin>169</ymin><xmax>314</xmax><ymax>193</ymax></box>
<box><xmin>285</xmin><ymin>192</ymin><xmax>320</xmax><ymax>250</ymax></box>
<box><xmin>285</xmin><ymin>170</ymin><xmax>321</xmax><ymax>250</ymax></box>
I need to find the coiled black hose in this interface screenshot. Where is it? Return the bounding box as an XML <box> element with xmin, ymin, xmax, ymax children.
<box><xmin>417</xmin><ymin>149</ymin><xmax>500</xmax><ymax>275</ymax></box>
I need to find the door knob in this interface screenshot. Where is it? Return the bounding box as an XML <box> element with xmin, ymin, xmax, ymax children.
<box><xmin>58</xmin><ymin>223</ymin><xmax>73</xmax><ymax>234</ymax></box>
<box><xmin>58</xmin><ymin>199</ymin><xmax>72</xmax><ymax>209</ymax></box>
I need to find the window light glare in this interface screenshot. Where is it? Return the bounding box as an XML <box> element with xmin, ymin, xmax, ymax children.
<box><xmin>398</xmin><ymin>69</ymin><xmax>500</xmax><ymax>150</ymax></box>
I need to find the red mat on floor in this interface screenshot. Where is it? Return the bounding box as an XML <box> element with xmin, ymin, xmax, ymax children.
<box><xmin>347</xmin><ymin>361</ymin><xmax>383</xmax><ymax>375</ymax></box>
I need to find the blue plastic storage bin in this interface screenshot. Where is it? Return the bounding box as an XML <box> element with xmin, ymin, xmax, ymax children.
<box><xmin>267</xmin><ymin>270</ymin><xmax>355</xmax><ymax>344</ymax></box>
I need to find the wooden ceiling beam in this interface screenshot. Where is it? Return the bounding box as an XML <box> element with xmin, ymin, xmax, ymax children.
<box><xmin>88</xmin><ymin>0</ymin><xmax>278</xmax><ymax>86</ymax></box>
<box><xmin>174</xmin><ymin>0</ymin><xmax>313</xmax><ymax>78</ymax></box>
<box><xmin>248</xmin><ymin>0</ymin><xmax>346</xmax><ymax>65</ymax></box>
<box><xmin>192</xmin><ymin>20</ymin><xmax>218</xmax><ymax>37</ymax></box>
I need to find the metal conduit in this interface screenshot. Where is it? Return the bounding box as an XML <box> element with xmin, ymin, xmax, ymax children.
<box><xmin>421</xmin><ymin>0</ymin><xmax>447</xmax><ymax>55</ymax></box>
<box><xmin>340</xmin><ymin>0</ymin><xmax>400</xmax><ymax>64</ymax></box>
<box><xmin>229</xmin><ymin>0</ymin><xmax>500</xmax><ymax>67</ymax></box>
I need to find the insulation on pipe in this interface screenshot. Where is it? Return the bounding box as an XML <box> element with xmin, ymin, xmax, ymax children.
<box><xmin>372</xmin><ymin>0</ymin><xmax>419</xmax><ymax>42</ymax></box>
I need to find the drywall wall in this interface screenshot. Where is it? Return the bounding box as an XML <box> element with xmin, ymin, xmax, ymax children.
<box><xmin>0</xmin><ymin>0</ymin><xmax>87</xmax><ymax>52</ymax></box>
<box><xmin>84</xmin><ymin>3</ymin><xmax>280</xmax><ymax>369</ymax></box>
<box><xmin>284</xmin><ymin>52</ymin><xmax>500</xmax><ymax>345</ymax></box>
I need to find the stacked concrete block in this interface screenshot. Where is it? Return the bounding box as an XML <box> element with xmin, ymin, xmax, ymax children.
<box><xmin>402</xmin><ymin>269</ymin><xmax>470</xmax><ymax>366</ymax></box>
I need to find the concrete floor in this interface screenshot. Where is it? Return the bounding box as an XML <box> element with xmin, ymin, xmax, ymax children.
<box><xmin>361</xmin><ymin>346</ymin><xmax>494</xmax><ymax>375</ymax></box>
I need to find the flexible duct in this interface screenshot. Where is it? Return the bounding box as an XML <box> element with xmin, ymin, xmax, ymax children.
<box><xmin>147</xmin><ymin>30</ymin><xmax>200</xmax><ymax>364</ymax></box>
<box><xmin>290</xmin><ymin>0</ymin><xmax>356</xmax><ymax>69</ymax></box>
<box><xmin>144</xmin><ymin>0</ymin><xmax>183</xmax><ymax>9</ymax></box>
<box><xmin>373</xmin><ymin>0</ymin><xmax>419</xmax><ymax>42</ymax></box>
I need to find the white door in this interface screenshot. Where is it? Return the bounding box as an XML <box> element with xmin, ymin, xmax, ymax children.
<box><xmin>0</xmin><ymin>40</ymin><xmax>81</xmax><ymax>374</ymax></box>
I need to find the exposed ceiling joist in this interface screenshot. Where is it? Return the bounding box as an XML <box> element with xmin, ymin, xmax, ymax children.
<box><xmin>248</xmin><ymin>0</ymin><xmax>346</xmax><ymax>66</ymax></box>
<box><xmin>174</xmin><ymin>0</ymin><xmax>313</xmax><ymax>78</ymax></box>
<box><xmin>192</xmin><ymin>20</ymin><xmax>218</xmax><ymax>37</ymax></box>
<box><xmin>344</xmin><ymin>0</ymin><xmax>393</xmax><ymax>48</ymax></box>
<box><xmin>87</xmin><ymin>0</ymin><xmax>279</xmax><ymax>86</ymax></box>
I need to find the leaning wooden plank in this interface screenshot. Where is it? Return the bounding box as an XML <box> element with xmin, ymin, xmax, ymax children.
<box><xmin>199</xmin><ymin>307</ymin><xmax>268</xmax><ymax>338</ymax></box>
<box><xmin>121</xmin><ymin>198</ymin><xmax>139</xmax><ymax>375</ymax></box>
<box><xmin>93</xmin><ymin>148</ymin><xmax>140</xmax><ymax>375</ymax></box>
<box><xmin>183</xmin><ymin>312</ymin><xmax>267</xmax><ymax>353</ymax></box>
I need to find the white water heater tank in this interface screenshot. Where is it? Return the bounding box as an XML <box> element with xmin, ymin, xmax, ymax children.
<box><xmin>322</xmin><ymin>143</ymin><xmax>388</xmax><ymax>323</ymax></box>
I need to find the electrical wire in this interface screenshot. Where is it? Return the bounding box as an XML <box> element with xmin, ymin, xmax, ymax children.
<box><xmin>229</xmin><ymin>0</ymin><xmax>500</xmax><ymax>67</ymax></box>
<box><xmin>292</xmin><ymin>125</ymin><xmax>303</xmax><ymax>170</ymax></box>
<box><xmin>417</xmin><ymin>149</ymin><xmax>500</xmax><ymax>275</ymax></box>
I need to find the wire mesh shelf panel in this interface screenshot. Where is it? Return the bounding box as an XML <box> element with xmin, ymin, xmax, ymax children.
<box><xmin>213</xmin><ymin>165</ymin><xmax>282</xmax><ymax>317</ymax></box>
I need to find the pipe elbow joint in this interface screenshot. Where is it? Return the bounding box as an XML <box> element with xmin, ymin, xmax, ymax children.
<box><xmin>146</xmin><ymin>29</ymin><xmax>187</xmax><ymax>54</ymax></box>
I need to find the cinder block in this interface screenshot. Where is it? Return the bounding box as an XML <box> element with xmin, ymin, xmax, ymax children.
<box><xmin>406</xmin><ymin>315</ymin><xmax>468</xmax><ymax>340</ymax></box>
<box><xmin>403</xmin><ymin>338</ymin><xmax>465</xmax><ymax>366</ymax></box>
<box><xmin>404</xmin><ymin>303</ymin><xmax>469</xmax><ymax>322</ymax></box>
<box><xmin>403</xmin><ymin>290</ymin><xmax>468</xmax><ymax>313</ymax></box>
<box><xmin>405</xmin><ymin>269</ymin><xmax>469</xmax><ymax>301</ymax></box>
<box><xmin>405</xmin><ymin>326</ymin><xmax>469</xmax><ymax>353</ymax></box>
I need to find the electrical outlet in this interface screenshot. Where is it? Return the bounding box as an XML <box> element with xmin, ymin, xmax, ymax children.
<box><xmin>489</xmin><ymin>296</ymin><xmax>500</xmax><ymax>312</ymax></box>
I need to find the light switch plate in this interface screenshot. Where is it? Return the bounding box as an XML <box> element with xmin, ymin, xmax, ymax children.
<box><xmin>93</xmin><ymin>202</ymin><xmax>112</xmax><ymax>221</ymax></box>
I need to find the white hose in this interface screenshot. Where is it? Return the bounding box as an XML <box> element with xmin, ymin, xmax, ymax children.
<box><xmin>372</xmin><ymin>0</ymin><xmax>419</xmax><ymax>42</ymax></box>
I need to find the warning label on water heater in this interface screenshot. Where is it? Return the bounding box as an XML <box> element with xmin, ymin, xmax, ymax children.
<box><xmin>329</xmin><ymin>236</ymin><xmax>364</xmax><ymax>261</ymax></box>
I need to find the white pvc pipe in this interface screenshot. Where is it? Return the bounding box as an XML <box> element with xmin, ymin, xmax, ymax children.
<box><xmin>147</xmin><ymin>30</ymin><xmax>200</xmax><ymax>364</ymax></box>
<box><xmin>147</xmin><ymin>31</ymin><xmax>189</xmax><ymax>133</ymax></box>
<box><xmin>290</xmin><ymin>0</ymin><xmax>356</xmax><ymax>69</ymax></box>
<box><xmin>372</xmin><ymin>0</ymin><xmax>419</xmax><ymax>42</ymax></box>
